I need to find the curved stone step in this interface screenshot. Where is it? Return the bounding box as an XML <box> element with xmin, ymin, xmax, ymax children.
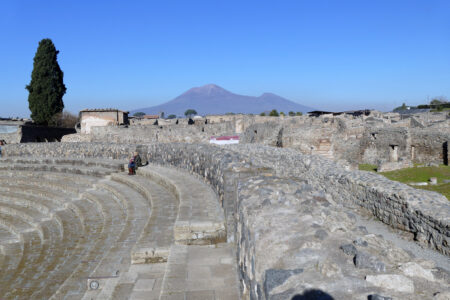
<box><xmin>138</xmin><ymin>164</ymin><xmax>226</xmax><ymax>245</ymax></box>
<box><xmin>0</xmin><ymin>209</ymin><xmax>44</xmax><ymax>295</ymax></box>
<box><xmin>1</xmin><ymin>229</ymin><xmax>43</xmax><ymax>298</ymax></box>
<box><xmin>0</xmin><ymin>199</ymin><xmax>87</xmax><ymax>297</ymax></box>
<box><xmin>81</xmin><ymin>180</ymin><xmax>151</xmax><ymax>299</ymax></box>
<box><xmin>0</xmin><ymin>157</ymin><xmax>125</xmax><ymax>172</ymax></box>
<box><xmin>0</xmin><ymin>189</ymin><xmax>68</xmax><ymax>212</ymax></box>
<box><xmin>0</xmin><ymin>210</ymin><xmax>39</xmax><ymax>237</ymax></box>
<box><xmin>0</xmin><ymin>241</ymin><xmax>24</xmax><ymax>287</ymax></box>
<box><xmin>0</xmin><ymin>195</ymin><xmax>53</xmax><ymax>216</ymax></box>
<box><xmin>108</xmin><ymin>174</ymin><xmax>178</xmax><ymax>264</ymax></box>
<box><xmin>27</xmin><ymin>206</ymin><xmax>89</xmax><ymax>299</ymax></box>
<box><xmin>0</xmin><ymin>176</ymin><xmax>93</xmax><ymax>196</ymax></box>
<box><xmin>7</xmin><ymin>170</ymin><xmax>102</xmax><ymax>187</ymax></box>
<box><xmin>0</xmin><ymin>225</ymin><xmax>19</xmax><ymax>243</ymax></box>
<box><xmin>0</xmin><ymin>162</ymin><xmax>114</xmax><ymax>177</ymax></box>
<box><xmin>0</xmin><ymin>182</ymin><xmax>79</xmax><ymax>208</ymax></box>
<box><xmin>48</xmin><ymin>189</ymin><xmax>126</xmax><ymax>299</ymax></box>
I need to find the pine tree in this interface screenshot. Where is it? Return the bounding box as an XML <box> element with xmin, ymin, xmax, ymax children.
<box><xmin>26</xmin><ymin>39</ymin><xmax>66</xmax><ymax>125</ymax></box>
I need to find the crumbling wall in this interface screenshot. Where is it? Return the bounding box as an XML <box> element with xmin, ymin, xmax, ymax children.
<box><xmin>86</xmin><ymin>122</ymin><xmax>236</xmax><ymax>143</ymax></box>
<box><xmin>240</xmin><ymin>122</ymin><xmax>283</xmax><ymax>146</ymax></box>
<box><xmin>359</xmin><ymin>127</ymin><xmax>411</xmax><ymax>164</ymax></box>
<box><xmin>410</xmin><ymin>129</ymin><xmax>450</xmax><ymax>164</ymax></box>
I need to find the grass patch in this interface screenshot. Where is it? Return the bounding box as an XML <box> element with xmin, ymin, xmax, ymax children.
<box><xmin>358</xmin><ymin>164</ymin><xmax>377</xmax><ymax>172</ymax></box>
<box><xmin>358</xmin><ymin>164</ymin><xmax>450</xmax><ymax>200</ymax></box>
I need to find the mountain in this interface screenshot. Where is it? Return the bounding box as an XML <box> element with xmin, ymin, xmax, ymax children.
<box><xmin>131</xmin><ymin>84</ymin><xmax>314</xmax><ymax>116</ymax></box>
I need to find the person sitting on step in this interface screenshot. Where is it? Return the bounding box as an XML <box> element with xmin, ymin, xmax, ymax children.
<box><xmin>128</xmin><ymin>157</ymin><xmax>136</xmax><ymax>175</ymax></box>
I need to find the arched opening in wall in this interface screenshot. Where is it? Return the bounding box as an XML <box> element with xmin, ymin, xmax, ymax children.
<box><xmin>389</xmin><ymin>145</ymin><xmax>398</xmax><ymax>162</ymax></box>
<box><xmin>188</xmin><ymin>118</ymin><xmax>194</xmax><ymax>125</ymax></box>
<box><xmin>444</xmin><ymin>141</ymin><xmax>448</xmax><ymax>166</ymax></box>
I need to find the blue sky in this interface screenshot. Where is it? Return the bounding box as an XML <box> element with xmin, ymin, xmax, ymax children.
<box><xmin>1</xmin><ymin>0</ymin><xmax>449</xmax><ymax>117</ymax></box>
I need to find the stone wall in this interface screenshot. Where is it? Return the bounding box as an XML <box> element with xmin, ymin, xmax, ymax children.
<box><xmin>3</xmin><ymin>142</ymin><xmax>448</xmax><ymax>254</ymax></box>
<box><xmin>85</xmin><ymin>122</ymin><xmax>236</xmax><ymax>143</ymax></box>
<box><xmin>241</xmin><ymin>115</ymin><xmax>450</xmax><ymax>165</ymax></box>
<box><xmin>3</xmin><ymin>142</ymin><xmax>449</xmax><ymax>298</ymax></box>
<box><xmin>410</xmin><ymin>129</ymin><xmax>450</xmax><ymax>164</ymax></box>
<box><xmin>360</xmin><ymin>127</ymin><xmax>411</xmax><ymax>164</ymax></box>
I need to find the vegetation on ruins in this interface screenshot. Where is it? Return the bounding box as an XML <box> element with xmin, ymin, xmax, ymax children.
<box><xmin>359</xmin><ymin>164</ymin><xmax>450</xmax><ymax>200</ymax></box>
<box><xmin>260</xmin><ymin>112</ymin><xmax>266</xmax><ymax>116</ymax></box>
<box><xmin>50</xmin><ymin>111</ymin><xmax>78</xmax><ymax>128</ymax></box>
<box><xmin>269</xmin><ymin>109</ymin><xmax>279</xmax><ymax>117</ymax></box>
<box><xmin>167</xmin><ymin>114</ymin><xmax>176</xmax><ymax>119</ymax></box>
<box><xmin>393</xmin><ymin>103</ymin><xmax>408</xmax><ymax>112</ymax></box>
<box><xmin>184</xmin><ymin>109</ymin><xmax>197</xmax><ymax>117</ymax></box>
<box><xmin>279</xmin><ymin>111</ymin><xmax>285</xmax><ymax>116</ymax></box>
<box><xmin>133</xmin><ymin>112</ymin><xmax>145</xmax><ymax>117</ymax></box>
<box><xmin>296</xmin><ymin>112</ymin><xmax>303</xmax><ymax>116</ymax></box>
<box><xmin>26</xmin><ymin>39</ymin><xmax>66</xmax><ymax>126</ymax></box>
<box><xmin>288</xmin><ymin>111</ymin><xmax>295</xmax><ymax>116</ymax></box>
<box><xmin>394</xmin><ymin>97</ymin><xmax>450</xmax><ymax>112</ymax></box>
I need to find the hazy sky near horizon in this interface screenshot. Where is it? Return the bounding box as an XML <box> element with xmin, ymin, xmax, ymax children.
<box><xmin>1</xmin><ymin>0</ymin><xmax>449</xmax><ymax>117</ymax></box>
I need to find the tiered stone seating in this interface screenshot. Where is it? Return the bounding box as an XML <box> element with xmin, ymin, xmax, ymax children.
<box><xmin>0</xmin><ymin>158</ymin><xmax>234</xmax><ymax>299</ymax></box>
<box><xmin>0</xmin><ymin>159</ymin><xmax>126</xmax><ymax>299</ymax></box>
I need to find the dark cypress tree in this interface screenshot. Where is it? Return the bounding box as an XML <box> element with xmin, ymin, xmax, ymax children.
<box><xmin>26</xmin><ymin>39</ymin><xmax>66</xmax><ymax>125</ymax></box>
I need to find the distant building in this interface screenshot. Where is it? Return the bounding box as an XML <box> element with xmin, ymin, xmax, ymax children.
<box><xmin>80</xmin><ymin>109</ymin><xmax>129</xmax><ymax>134</ymax></box>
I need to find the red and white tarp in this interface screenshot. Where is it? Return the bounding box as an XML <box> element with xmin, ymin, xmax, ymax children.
<box><xmin>209</xmin><ymin>135</ymin><xmax>240</xmax><ymax>145</ymax></box>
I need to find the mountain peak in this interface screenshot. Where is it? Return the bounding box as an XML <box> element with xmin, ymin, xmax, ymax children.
<box><xmin>183</xmin><ymin>84</ymin><xmax>231</xmax><ymax>97</ymax></box>
<box><xmin>131</xmin><ymin>85</ymin><xmax>314</xmax><ymax>116</ymax></box>
<box><xmin>260</xmin><ymin>92</ymin><xmax>277</xmax><ymax>97</ymax></box>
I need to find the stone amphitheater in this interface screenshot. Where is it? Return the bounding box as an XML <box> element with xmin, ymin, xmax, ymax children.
<box><xmin>0</xmin><ymin>112</ymin><xmax>449</xmax><ymax>300</ymax></box>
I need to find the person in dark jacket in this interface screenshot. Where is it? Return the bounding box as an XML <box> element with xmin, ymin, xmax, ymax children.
<box><xmin>134</xmin><ymin>152</ymin><xmax>142</xmax><ymax>169</ymax></box>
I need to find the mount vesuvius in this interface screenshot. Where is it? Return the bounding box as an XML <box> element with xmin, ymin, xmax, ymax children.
<box><xmin>131</xmin><ymin>84</ymin><xmax>314</xmax><ymax>116</ymax></box>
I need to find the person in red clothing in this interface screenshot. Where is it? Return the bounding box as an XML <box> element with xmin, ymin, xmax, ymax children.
<box><xmin>128</xmin><ymin>157</ymin><xmax>136</xmax><ymax>175</ymax></box>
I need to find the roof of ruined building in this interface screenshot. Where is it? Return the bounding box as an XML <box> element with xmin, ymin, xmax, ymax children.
<box><xmin>80</xmin><ymin>109</ymin><xmax>129</xmax><ymax>113</ymax></box>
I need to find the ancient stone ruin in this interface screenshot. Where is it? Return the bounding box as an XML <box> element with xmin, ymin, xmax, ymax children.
<box><xmin>0</xmin><ymin>110</ymin><xmax>448</xmax><ymax>299</ymax></box>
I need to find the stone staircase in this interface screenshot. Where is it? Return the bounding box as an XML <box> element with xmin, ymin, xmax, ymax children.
<box><xmin>312</xmin><ymin>138</ymin><xmax>334</xmax><ymax>160</ymax></box>
<box><xmin>0</xmin><ymin>158</ymin><xmax>238</xmax><ymax>299</ymax></box>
